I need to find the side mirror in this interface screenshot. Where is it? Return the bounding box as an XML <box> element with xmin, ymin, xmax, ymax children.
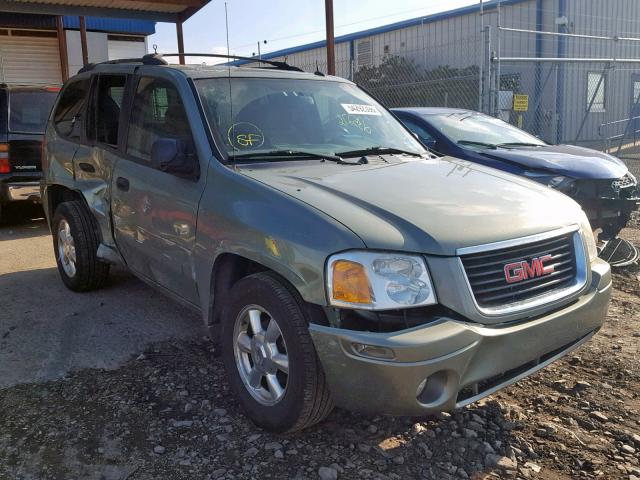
<box><xmin>151</xmin><ymin>138</ymin><xmax>197</xmax><ymax>176</ymax></box>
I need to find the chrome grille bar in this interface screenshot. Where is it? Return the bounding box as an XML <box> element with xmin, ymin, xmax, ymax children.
<box><xmin>457</xmin><ymin>226</ymin><xmax>588</xmax><ymax>316</ymax></box>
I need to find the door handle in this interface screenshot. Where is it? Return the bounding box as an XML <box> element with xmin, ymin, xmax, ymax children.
<box><xmin>116</xmin><ymin>177</ymin><xmax>130</xmax><ymax>192</ymax></box>
<box><xmin>78</xmin><ymin>162</ymin><xmax>95</xmax><ymax>173</ymax></box>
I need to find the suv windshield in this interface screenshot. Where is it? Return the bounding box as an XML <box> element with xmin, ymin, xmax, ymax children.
<box><xmin>426</xmin><ymin>112</ymin><xmax>546</xmax><ymax>149</ymax></box>
<box><xmin>9</xmin><ymin>88</ymin><xmax>59</xmax><ymax>134</ymax></box>
<box><xmin>195</xmin><ymin>77</ymin><xmax>425</xmax><ymax>159</ymax></box>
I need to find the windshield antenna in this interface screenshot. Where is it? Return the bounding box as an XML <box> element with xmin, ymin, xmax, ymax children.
<box><xmin>225</xmin><ymin>2</ymin><xmax>236</xmax><ymax>169</ymax></box>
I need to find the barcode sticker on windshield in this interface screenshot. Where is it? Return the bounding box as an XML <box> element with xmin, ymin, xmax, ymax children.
<box><xmin>341</xmin><ymin>103</ymin><xmax>381</xmax><ymax>116</ymax></box>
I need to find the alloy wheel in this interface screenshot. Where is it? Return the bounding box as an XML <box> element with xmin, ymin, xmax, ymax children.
<box><xmin>233</xmin><ymin>305</ymin><xmax>289</xmax><ymax>405</ymax></box>
<box><xmin>57</xmin><ymin>219</ymin><xmax>77</xmax><ymax>278</ymax></box>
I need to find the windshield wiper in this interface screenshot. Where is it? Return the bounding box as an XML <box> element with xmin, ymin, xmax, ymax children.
<box><xmin>457</xmin><ymin>140</ymin><xmax>497</xmax><ymax>149</ymax></box>
<box><xmin>494</xmin><ymin>142</ymin><xmax>544</xmax><ymax>148</ymax></box>
<box><xmin>336</xmin><ymin>146</ymin><xmax>423</xmax><ymax>158</ymax></box>
<box><xmin>232</xmin><ymin>149</ymin><xmax>345</xmax><ymax>163</ymax></box>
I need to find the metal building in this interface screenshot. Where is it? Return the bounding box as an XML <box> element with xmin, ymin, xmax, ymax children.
<box><xmin>0</xmin><ymin>13</ymin><xmax>154</xmax><ymax>84</ymax></box>
<box><xmin>235</xmin><ymin>0</ymin><xmax>640</xmax><ymax>151</ymax></box>
<box><xmin>0</xmin><ymin>0</ymin><xmax>210</xmax><ymax>85</ymax></box>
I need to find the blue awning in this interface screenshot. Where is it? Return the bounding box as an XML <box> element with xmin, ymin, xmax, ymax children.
<box><xmin>63</xmin><ymin>16</ymin><xmax>155</xmax><ymax>35</ymax></box>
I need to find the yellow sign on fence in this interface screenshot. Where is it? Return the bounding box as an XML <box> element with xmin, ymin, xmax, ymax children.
<box><xmin>513</xmin><ymin>94</ymin><xmax>529</xmax><ymax>112</ymax></box>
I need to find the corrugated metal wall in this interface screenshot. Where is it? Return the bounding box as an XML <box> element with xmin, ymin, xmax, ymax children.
<box><xmin>108</xmin><ymin>37</ymin><xmax>147</xmax><ymax>60</ymax></box>
<box><xmin>238</xmin><ymin>0</ymin><xmax>640</xmax><ymax>147</ymax></box>
<box><xmin>0</xmin><ymin>31</ymin><xmax>61</xmax><ymax>84</ymax></box>
<box><xmin>557</xmin><ymin>0</ymin><xmax>640</xmax><ymax>144</ymax></box>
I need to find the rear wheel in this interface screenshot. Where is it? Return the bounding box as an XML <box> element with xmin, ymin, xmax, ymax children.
<box><xmin>220</xmin><ymin>272</ymin><xmax>333</xmax><ymax>432</ymax></box>
<box><xmin>52</xmin><ymin>201</ymin><xmax>109</xmax><ymax>291</ymax></box>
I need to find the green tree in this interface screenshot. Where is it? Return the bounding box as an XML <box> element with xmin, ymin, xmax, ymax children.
<box><xmin>354</xmin><ymin>55</ymin><xmax>479</xmax><ymax>110</ymax></box>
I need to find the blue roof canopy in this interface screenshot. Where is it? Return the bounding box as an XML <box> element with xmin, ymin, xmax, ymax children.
<box><xmin>63</xmin><ymin>16</ymin><xmax>155</xmax><ymax>35</ymax></box>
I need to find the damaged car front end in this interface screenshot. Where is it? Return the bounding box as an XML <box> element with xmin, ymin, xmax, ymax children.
<box><xmin>524</xmin><ymin>169</ymin><xmax>639</xmax><ymax>237</ymax></box>
<box><xmin>234</xmin><ymin>151</ymin><xmax>612</xmax><ymax>418</ymax></box>
<box><xmin>309</xmin><ymin>225</ymin><xmax>610</xmax><ymax>416</ymax></box>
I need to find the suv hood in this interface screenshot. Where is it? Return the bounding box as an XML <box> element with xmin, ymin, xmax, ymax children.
<box><xmin>238</xmin><ymin>156</ymin><xmax>584</xmax><ymax>255</ymax></box>
<box><xmin>480</xmin><ymin>144</ymin><xmax>628</xmax><ymax>179</ymax></box>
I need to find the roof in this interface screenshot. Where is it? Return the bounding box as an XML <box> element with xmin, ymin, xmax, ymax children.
<box><xmin>0</xmin><ymin>0</ymin><xmax>210</xmax><ymax>22</ymax></box>
<box><xmin>79</xmin><ymin>60</ymin><xmax>353</xmax><ymax>82</ymax></box>
<box><xmin>392</xmin><ymin>107</ymin><xmax>473</xmax><ymax>115</ymax></box>
<box><xmin>229</xmin><ymin>0</ymin><xmax>530</xmax><ymax>66</ymax></box>
<box><xmin>177</xmin><ymin>65</ymin><xmax>352</xmax><ymax>82</ymax></box>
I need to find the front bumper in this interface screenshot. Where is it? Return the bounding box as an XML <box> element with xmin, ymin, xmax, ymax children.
<box><xmin>0</xmin><ymin>182</ymin><xmax>41</xmax><ymax>203</ymax></box>
<box><xmin>310</xmin><ymin>259</ymin><xmax>611</xmax><ymax>415</ymax></box>
<box><xmin>580</xmin><ymin>195</ymin><xmax>639</xmax><ymax>237</ymax></box>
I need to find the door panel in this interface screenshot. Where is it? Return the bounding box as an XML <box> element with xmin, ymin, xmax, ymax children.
<box><xmin>71</xmin><ymin>144</ymin><xmax>120</xmax><ymax>240</ymax></box>
<box><xmin>112</xmin><ymin>161</ymin><xmax>201</xmax><ymax>301</ymax></box>
<box><xmin>111</xmin><ymin>75</ymin><xmax>204</xmax><ymax>303</ymax></box>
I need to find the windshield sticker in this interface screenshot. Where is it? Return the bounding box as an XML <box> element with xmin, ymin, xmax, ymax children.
<box><xmin>341</xmin><ymin>103</ymin><xmax>381</xmax><ymax>116</ymax></box>
<box><xmin>227</xmin><ymin>122</ymin><xmax>265</xmax><ymax>150</ymax></box>
<box><xmin>337</xmin><ymin>114</ymin><xmax>372</xmax><ymax>135</ymax></box>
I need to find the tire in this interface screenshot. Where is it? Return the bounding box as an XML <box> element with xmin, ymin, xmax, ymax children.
<box><xmin>220</xmin><ymin>272</ymin><xmax>333</xmax><ymax>433</ymax></box>
<box><xmin>52</xmin><ymin>200</ymin><xmax>109</xmax><ymax>292</ymax></box>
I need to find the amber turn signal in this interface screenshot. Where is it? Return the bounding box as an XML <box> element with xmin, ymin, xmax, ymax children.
<box><xmin>332</xmin><ymin>260</ymin><xmax>373</xmax><ymax>304</ymax></box>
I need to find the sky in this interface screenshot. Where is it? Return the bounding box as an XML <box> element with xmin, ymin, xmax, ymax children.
<box><xmin>148</xmin><ymin>0</ymin><xmax>479</xmax><ymax>62</ymax></box>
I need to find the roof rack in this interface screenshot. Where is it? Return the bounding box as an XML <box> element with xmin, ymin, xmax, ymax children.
<box><xmin>160</xmin><ymin>53</ymin><xmax>304</xmax><ymax>72</ymax></box>
<box><xmin>78</xmin><ymin>54</ymin><xmax>167</xmax><ymax>74</ymax></box>
<box><xmin>78</xmin><ymin>53</ymin><xmax>303</xmax><ymax>74</ymax></box>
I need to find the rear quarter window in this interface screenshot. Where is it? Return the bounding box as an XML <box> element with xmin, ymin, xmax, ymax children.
<box><xmin>0</xmin><ymin>90</ymin><xmax>6</xmax><ymax>133</ymax></box>
<box><xmin>10</xmin><ymin>89</ymin><xmax>59</xmax><ymax>134</ymax></box>
<box><xmin>54</xmin><ymin>79</ymin><xmax>91</xmax><ymax>140</ymax></box>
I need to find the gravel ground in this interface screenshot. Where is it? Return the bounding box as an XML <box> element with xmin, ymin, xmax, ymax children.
<box><xmin>1</xmin><ymin>208</ymin><xmax>639</xmax><ymax>480</ymax></box>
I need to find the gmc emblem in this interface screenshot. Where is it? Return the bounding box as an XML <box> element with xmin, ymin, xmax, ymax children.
<box><xmin>504</xmin><ymin>255</ymin><xmax>555</xmax><ymax>284</ymax></box>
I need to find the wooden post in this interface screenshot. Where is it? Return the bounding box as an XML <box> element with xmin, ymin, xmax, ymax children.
<box><xmin>177</xmin><ymin>21</ymin><xmax>185</xmax><ymax>65</ymax></box>
<box><xmin>56</xmin><ymin>16</ymin><xmax>69</xmax><ymax>81</ymax></box>
<box><xmin>324</xmin><ymin>0</ymin><xmax>335</xmax><ymax>75</ymax></box>
<box><xmin>79</xmin><ymin>16</ymin><xmax>89</xmax><ymax>66</ymax></box>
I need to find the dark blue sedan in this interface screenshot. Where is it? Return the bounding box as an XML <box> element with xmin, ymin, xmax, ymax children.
<box><xmin>393</xmin><ymin>107</ymin><xmax>639</xmax><ymax>248</ymax></box>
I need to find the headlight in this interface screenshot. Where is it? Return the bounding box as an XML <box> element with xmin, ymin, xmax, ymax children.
<box><xmin>578</xmin><ymin>212</ymin><xmax>598</xmax><ymax>262</ymax></box>
<box><xmin>524</xmin><ymin>172</ymin><xmax>577</xmax><ymax>194</ymax></box>
<box><xmin>326</xmin><ymin>251</ymin><xmax>437</xmax><ymax>310</ymax></box>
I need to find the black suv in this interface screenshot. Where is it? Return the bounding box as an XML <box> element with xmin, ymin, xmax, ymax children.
<box><xmin>0</xmin><ymin>84</ymin><xmax>59</xmax><ymax>222</ymax></box>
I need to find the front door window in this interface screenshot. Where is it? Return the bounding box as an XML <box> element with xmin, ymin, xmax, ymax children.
<box><xmin>126</xmin><ymin>77</ymin><xmax>195</xmax><ymax>163</ymax></box>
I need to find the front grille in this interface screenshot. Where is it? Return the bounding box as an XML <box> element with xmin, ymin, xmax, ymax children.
<box><xmin>612</xmin><ymin>174</ymin><xmax>636</xmax><ymax>191</ymax></box>
<box><xmin>586</xmin><ymin>174</ymin><xmax>639</xmax><ymax>199</ymax></box>
<box><xmin>9</xmin><ymin>140</ymin><xmax>42</xmax><ymax>172</ymax></box>
<box><xmin>461</xmin><ymin>233</ymin><xmax>577</xmax><ymax>309</ymax></box>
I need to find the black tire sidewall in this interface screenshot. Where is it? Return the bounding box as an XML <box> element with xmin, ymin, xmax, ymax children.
<box><xmin>52</xmin><ymin>201</ymin><xmax>108</xmax><ymax>291</ymax></box>
<box><xmin>220</xmin><ymin>274</ymin><xmax>314</xmax><ymax>432</ymax></box>
<box><xmin>52</xmin><ymin>203</ymin><xmax>82</xmax><ymax>290</ymax></box>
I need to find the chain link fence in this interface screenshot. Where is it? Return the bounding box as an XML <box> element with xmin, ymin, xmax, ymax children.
<box><xmin>249</xmin><ymin>1</ymin><xmax>640</xmax><ymax>239</ymax></box>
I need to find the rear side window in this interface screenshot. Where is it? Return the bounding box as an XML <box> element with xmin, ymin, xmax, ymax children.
<box><xmin>54</xmin><ymin>79</ymin><xmax>90</xmax><ymax>140</ymax></box>
<box><xmin>9</xmin><ymin>89</ymin><xmax>58</xmax><ymax>134</ymax></box>
<box><xmin>126</xmin><ymin>77</ymin><xmax>194</xmax><ymax>162</ymax></box>
<box><xmin>86</xmin><ymin>74</ymin><xmax>127</xmax><ymax>146</ymax></box>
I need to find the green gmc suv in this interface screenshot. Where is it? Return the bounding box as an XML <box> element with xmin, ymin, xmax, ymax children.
<box><xmin>41</xmin><ymin>55</ymin><xmax>611</xmax><ymax>433</ymax></box>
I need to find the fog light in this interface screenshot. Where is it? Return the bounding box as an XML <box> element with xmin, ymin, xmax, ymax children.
<box><xmin>352</xmin><ymin>343</ymin><xmax>395</xmax><ymax>360</ymax></box>
<box><xmin>417</xmin><ymin>370</ymin><xmax>454</xmax><ymax>405</ymax></box>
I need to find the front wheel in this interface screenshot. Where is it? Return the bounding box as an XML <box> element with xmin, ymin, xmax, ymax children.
<box><xmin>220</xmin><ymin>272</ymin><xmax>333</xmax><ymax>432</ymax></box>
